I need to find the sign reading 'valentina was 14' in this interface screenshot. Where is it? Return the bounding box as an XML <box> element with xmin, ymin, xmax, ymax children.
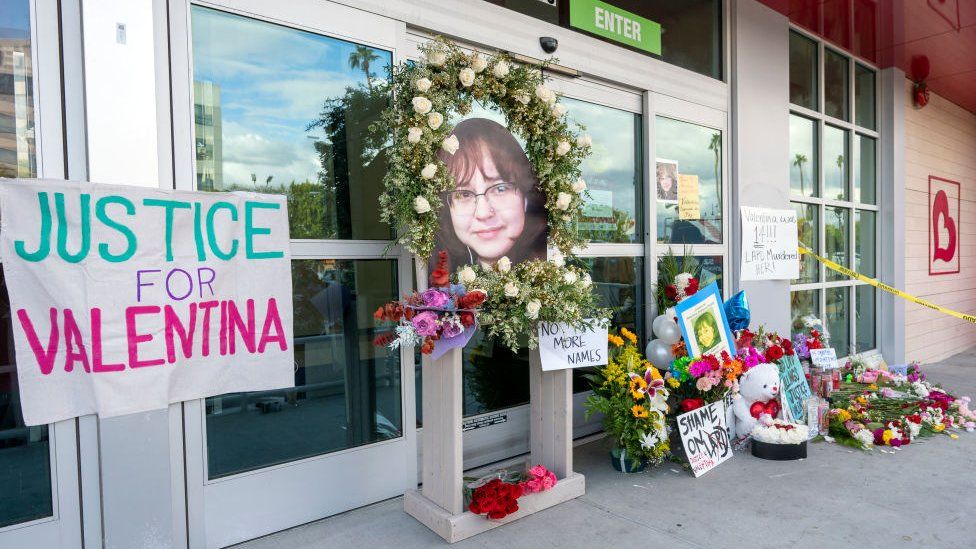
<box><xmin>0</xmin><ymin>179</ymin><xmax>294</xmax><ymax>426</ymax></box>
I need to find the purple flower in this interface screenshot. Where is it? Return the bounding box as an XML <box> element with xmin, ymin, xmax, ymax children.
<box><xmin>441</xmin><ymin>317</ymin><xmax>464</xmax><ymax>339</ymax></box>
<box><xmin>688</xmin><ymin>359</ymin><xmax>713</xmax><ymax>378</ymax></box>
<box><xmin>421</xmin><ymin>289</ymin><xmax>450</xmax><ymax>308</ymax></box>
<box><xmin>791</xmin><ymin>334</ymin><xmax>810</xmax><ymax>359</ymax></box>
<box><xmin>411</xmin><ymin>311</ymin><xmax>440</xmax><ymax>337</ymax></box>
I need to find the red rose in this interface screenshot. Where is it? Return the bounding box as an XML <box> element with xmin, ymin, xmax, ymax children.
<box><xmin>459</xmin><ymin>311</ymin><xmax>475</xmax><ymax>327</ymax></box>
<box><xmin>765</xmin><ymin>345</ymin><xmax>784</xmax><ymax>362</ymax></box>
<box><xmin>680</xmin><ymin>398</ymin><xmax>705</xmax><ymax>412</ymax></box>
<box><xmin>782</xmin><ymin>339</ymin><xmax>794</xmax><ymax>355</ymax></box>
<box><xmin>374</xmin><ymin>306</ymin><xmax>386</xmax><ymax>321</ymax></box>
<box><xmin>685</xmin><ymin>278</ymin><xmax>699</xmax><ymax>296</ymax></box>
<box><xmin>420</xmin><ymin>338</ymin><xmax>435</xmax><ymax>354</ymax></box>
<box><xmin>459</xmin><ymin>289</ymin><xmax>486</xmax><ymax>309</ymax></box>
<box><xmin>665</xmin><ymin>284</ymin><xmax>679</xmax><ymax>301</ymax></box>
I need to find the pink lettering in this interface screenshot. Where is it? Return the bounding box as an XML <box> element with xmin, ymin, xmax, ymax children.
<box><xmin>16</xmin><ymin>308</ymin><xmax>60</xmax><ymax>375</ymax></box>
<box><xmin>164</xmin><ymin>304</ymin><xmax>197</xmax><ymax>363</ymax></box>
<box><xmin>227</xmin><ymin>299</ymin><xmax>255</xmax><ymax>354</ymax></box>
<box><xmin>258</xmin><ymin>298</ymin><xmax>288</xmax><ymax>353</ymax></box>
<box><xmin>63</xmin><ymin>309</ymin><xmax>91</xmax><ymax>373</ymax></box>
<box><xmin>126</xmin><ymin>305</ymin><xmax>164</xmax><ymax>368</ymax></box>
<box><xmin>92</xmin><ymin>308</ymin><xmax>125</xmax><ymax>372</ymax></box>
<box><xmin>198</xmin><ymin>300</ymin><xmax>219</xmax><ymax>357</ymax></box>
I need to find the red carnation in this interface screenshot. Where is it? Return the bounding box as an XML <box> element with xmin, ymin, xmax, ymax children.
<box><xmin>459</xmin><ymin>311</ymin><xmax>476</xmax><ymax>328</ymax></box>
<box><xmin>680</xmin><ymin>398</ymin><xmax>705</xmax><ymax>413</ymax></box>
<box><xmin>765</xmin><ymin>345</ymin><xmax>784</xmax><ymax>362</ymax></box>
<box><xmin>665</xmin><ymin>284</ymin><xmax>679</xmax><ymax>301</ymax></box>
<box><xmin>374</xmin><ymin>306</ymin><xmax>386</xmax><ymax>321</ymax></box>
<box><xmin>420</xmin><ymin>338</ymin><xmax>435</xmax><ymax>354</ymax></box>
<box><xmin>685</xmin><ymin>277</ymin><xmax>699</xmax><ymax>296</ymax></box>
<box><xmin>458</xmin><ymin>289</ymin><xmax>486</xmax><ymax>309</ymax></box>
<box><xmin>782</xmin><ymin>339</ymin><xmax>794</xmax><ymax>356</ymax></box>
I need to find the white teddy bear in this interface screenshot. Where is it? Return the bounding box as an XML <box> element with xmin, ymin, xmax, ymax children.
<box><xmin>733</xmin><ymin>362</ymin><xmax>782</xmax><ymax>436</ymax></box>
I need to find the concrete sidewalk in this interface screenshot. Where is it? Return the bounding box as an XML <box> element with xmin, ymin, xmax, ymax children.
<box><xmin>236</xmin><ymin>352</ymin><xmax>976</xmax><ymax>549</ymax></box>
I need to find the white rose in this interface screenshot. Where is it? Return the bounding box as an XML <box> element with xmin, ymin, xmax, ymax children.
<box><xmin>420</xmin><ymin>163</ymin><xmax>437</xmax><ymax>179</ymax></box>
<box><xmin>441</xmin><ymin>134</ymin><xmax>460</xmax><ymax>155</ymax></box>
<box><xmin>563</xmin><ymin>271</ymin><xmax>578</xmax><ymax>285</ymax></box>
<box><xmin>535</xmin><ymin>84</ymin><xmax>556</xmax><ymax>105</ymax></box>
<box><xmin>407</xmin><ymin>127</ymin><xmax>423</xmax><ymax>144</ymax></box>
<box><xmin>555</xmin><ymin>140</ymin><xmax>571</xmax><ymax>156</ymax></box>
<box><xmin>572</xmin><ymin>178</ymin><xmax>587</xmax><ymax>193</ymax></box>
<box><xmin>427</xmin><ymin>112</ymin><xmax>444</xmax><ymax>130</ymax></box>
<box><xmin>576</xmin><ymin>134</ymin><xmax>592</xmax><ymax>147</ymax></box>
<box><xmin>458</xmin><ymin>67</ymin><xmax>476</xmax><ymax>87</ymax></box>
<box><xmin>493</xmin><ymin>60</ymin><xmax>510</xmax><ymax>78</ymax></box>
<box><xmin>582</xmin><ymin>274</ymin><xmax>592</xmax><ymax>288</ymax></box>
<box><xmin>515</xmin><ymin>93</ymin><xmax>531</xmax><ymax>105</ymax></box>
<box><xmin>504</xmin><ymin>282</ymin><xmax>519</xmax><ymax>298</ymax></box>
<box><xmin>426</xmin><ymin>50</ymin><xmax>447</xmax><ymax>67</ymax></box>
<box><xmin>555</xmin><ymin>192</ymin><xmax>572</xmax><ymax>210</ymax></box>
<box><xmin>459</xmin><ymin>266</ymin><xmax>476</xmax><ymax>284</ymax></box>
<box><xmin>471</xmin><ymin>54</ymin><xmax>488</xmax><ymax>73</ymax></box>
<box><xmin>526</xmin><ymin>299</ymin><xmax>541</xmax><ymax>319</ymax></box>
<box><xmin>412</xmin><ymin>96</ymin><xmax>432</xmax><ymax>114</ymax></box>
<box><xmin>413</xmin><ymin>196</ymin><xmax>431</xmax><ymax>214</ymax></box>
<box><xmin>552</xmin><ymin>103</ymin><xmax>567</xmax><ymax>117</ymax></box>
<box><xmin>497</xmin><ymin>256</ymin><xmax>511</xmax><ymax>273</ymax></box>
<box><xmin>549</xmin><ymin>250</ymin><xmax>565</xmax><ymax>267</ymax></box>
<box><xmin>414</xmin><ymin>77</ymin><xmax>432</xmax><ymax>92</ymax></box>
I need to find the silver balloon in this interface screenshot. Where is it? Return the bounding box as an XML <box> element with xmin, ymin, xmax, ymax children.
<box><xmin>655</xmin><ymin>319</ymin><xmax>682</xmax><ymax>345</ymax></box>
<box><xmin>645</xmin><ymin>339</ymin><xmax>674</xmax><ymax>369</ymax></box>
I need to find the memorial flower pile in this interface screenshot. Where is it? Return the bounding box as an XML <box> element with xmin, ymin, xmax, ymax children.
<box><xmin>585</xmin><ymin>329</ymin><xmax>670</xmax><ymax>465</ymax></box>
<box><xmin>665</xmin><ymin>349</ymin><xmax>755</xmax><ymax>412</ymax></box>
<box><xmin>373</xmin><ymin>251</ymin><xmax>483</xmax><ymax>354</ymax></box>
<box><xmin>824</xmin><ymin>363</ymin><xmax>975</xmax><ymax>451</ymax></box>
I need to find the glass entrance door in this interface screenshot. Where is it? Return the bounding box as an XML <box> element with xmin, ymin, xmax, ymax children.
<box><xmin>173</xmin><ymin>3</ymin><xmax>414</xmax><ymax>547</ymax></box>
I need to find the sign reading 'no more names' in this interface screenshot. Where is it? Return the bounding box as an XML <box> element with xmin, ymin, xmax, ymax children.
<box><xmin>537</xmin><ymin>320</ymin><xmax>608</xmax><ymax>371</ymax></box>
<box><xmin>0</xmin><ymin>179</ymin><xmax>295</xmax><ymax>426</ymax></box>
<box><xmin>676</xmin><ymin>400</ymin><xmax>732</xmax><ymax>477</ymax></box>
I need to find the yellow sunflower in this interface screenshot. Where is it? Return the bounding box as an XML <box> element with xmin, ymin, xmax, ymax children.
<box><xmin>631</xmin><ymin>404</ymin><xmax>649</xmax><ymax>418</ymax></box>
<box><xmin>629</xmin><ymin>376</ymin><xmax>648</xmax><ymax>399</ymax></box>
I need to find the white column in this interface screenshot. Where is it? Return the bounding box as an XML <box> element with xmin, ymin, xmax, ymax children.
<box><xmin>879</xmin><ymin>67</ymin><xmax>906</xmax><ymax>364</ymax></box>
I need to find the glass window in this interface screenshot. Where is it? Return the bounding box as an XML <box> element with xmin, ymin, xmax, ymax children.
<box><xmin>824</xmin><ymin>49</ymin><xmax>849</xmax><ymax>121</ymax></box>
<box><xmin>206</xmin><ymin>259</ymin><xmax>402</xmax><ymax>479</ymax></box>
<box><xmin>790</xmin><ymin>115</ymin><xmax>818</xmax><ymax>197</ymax></box>
<box><xmin>789</xmin><ymin>31</ymin><xmax>818</xmax><ymax>110</ymax></box>
<box><xmin>826</xmin><ymin>287</ymin><xmax>850</xmax><ymax>355</ymax></box>
<box><xmin>825</xmin><ymin>206</ymin><xmax>849</xmax><ymax>281</ymax></box>
<box><xmin>793</xmin><ymin>202</ymin><xmax>819</xmax><ymax>283</ymax></box>
<box><xmin>790</xmin><ymin>289</ymin><xmax>820</xmax><ymax>333</ymax></box>
<box><xmin>563</xmin><ymin>98</ymin><xmax>642</xmax><ymax>244</ymax></box>
<box><xmin>656</xmin><ymin>116</ymin><xmax>722</xmax><ymax>245</ymax></box>
<box><xmin>823</xmin><ymin>125</ymin><xmax>848</xmax><ymax>201</ymax></box>
<box><xmin>855</xmin><ymin>285</ymin><xmax>876</xmax><ymax>352</ymax></box>
<box><xmin>191</xmin><ymin>6</ymin><xmax>392</xmax><ymax>239</ymax></box>
<box><xmin>855</xmin><ymin>210</ymin><xmax>875</xmax><ymax>278</ymax></box>
<box><xmin>854</xmin><ymin>134</ymin><xmax>876</xmax><ymax>204</ymax></box>
<box><xmin>694</xmin><ymin>256</ymin><xmax>724</xmax><ymax>294</ymax></box>
<box><xmin>0</xmin><ymin>0</ymin><xmax>36</xmax><ymax>178</ymax></box>
<box><xmin>854</xmin><ymin>63</ymin><xmax>876</xmax><ymax>130</ymax></box>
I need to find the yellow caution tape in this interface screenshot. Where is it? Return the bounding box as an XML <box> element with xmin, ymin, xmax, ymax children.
<box><xmin>798</xmin><ymin>246</ymin><xmax>976</xmax><ymax>325</ymax></box>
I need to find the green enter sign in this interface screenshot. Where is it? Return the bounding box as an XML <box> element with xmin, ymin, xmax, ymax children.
<box><xmin>569</xmin><ymin>0</ymin><xmax>662</xmax><ymax>55</ymax></box>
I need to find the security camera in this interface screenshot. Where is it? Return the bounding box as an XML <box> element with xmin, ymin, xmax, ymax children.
<box><xmin>540</xmin><ymin>36</ymin><xmax>558</xmax><ymax>54</ymax></box>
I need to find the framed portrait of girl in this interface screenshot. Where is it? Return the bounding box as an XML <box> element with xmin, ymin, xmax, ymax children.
<box><xmin>429</xmin><ymin>117</ymin><xmax>548</xmax><ymax>272</ymax></box>
<box><xmin>674</xmin><ymin>282</ymin><xmax>735</xmax><ymax>359</ymax></box>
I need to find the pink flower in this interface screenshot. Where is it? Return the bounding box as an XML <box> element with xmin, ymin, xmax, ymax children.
<box><xmin>421</xmin><ymin>288</ymin><xmax>450</xmax><ymax>308</ymax></box>
<box><xmin>696</xmin><ymin>376</ymin><xmax>714</xmax><ymax>391</ymax></box>
<box><xmin>411</xmin><ymin>311</ymin><xmax>440</xmax><ymax>337</ymax></box>
<box><xmin>521</xmin><ymin>465</ymin><xmax>557</xmax><ymax>494</ymax></box>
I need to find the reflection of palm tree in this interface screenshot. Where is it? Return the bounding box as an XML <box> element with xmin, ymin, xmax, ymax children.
<box><xmin>708</xmin><ymin>133</ymin><xmax>720</xmax><ymax>209</ymax></box>
<box><xmin>835</xmin><ymin>154</ymin><xmax>845</xmax><ymax>199</ymax></box>
<box><xmin>793</xmin><ymin>153</ymin><xmax>808</xmax><ymax>194</ymax></box>
<box><xmin>348</xmin><ymin>45</ymin><xmax>380</xmax><ymax>92</ymax></box>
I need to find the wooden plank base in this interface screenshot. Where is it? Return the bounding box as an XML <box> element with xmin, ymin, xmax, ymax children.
<box><xmin>404</xmin><ymin>473</ymin><xmax>585</xmax><ymax>543</ymax></box>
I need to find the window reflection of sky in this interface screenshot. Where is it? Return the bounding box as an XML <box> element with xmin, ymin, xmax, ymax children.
<box><xmin>191</xmin><ymin>6</ymin><xmax>390</xmax><ymax>188</ymax></box>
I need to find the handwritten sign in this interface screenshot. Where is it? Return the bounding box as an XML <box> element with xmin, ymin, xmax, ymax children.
<box><xmin>537</xmin><ymin>320</ymin><xmax>608</xmax><ymax>371</ymax></box>
<box><xmin>810</xmin><ymin>348</ymin><xmax>838</xmax><ymax>370</ymax></box>
<box><xmin>676</xmin><ymin>400</ymin><xmax>732</xmax><ymax>477</ymax></box>
<box><xmin>677</xmin><ymin>174</ymin><xmax>700</xmax><ymax>220</ymax></box>
<box><xmin>0</xmin><ymin>179</ymin><xmax>294</xmax><ymax>426</ymax></box>
<box><xmin>777</xmin><ymin>354</ymin><xmax>811</xmax><ymax>422</ymax></box>
<box><xmin>740</xmin><ymin>206</ymin><xmax>800</xmax><ymax>281</ymax></box>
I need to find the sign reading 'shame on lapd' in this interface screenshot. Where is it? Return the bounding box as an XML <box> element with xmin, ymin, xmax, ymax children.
<box><xmin>676</xmin><ymin>399</ymin><xmax>732</xmax><ymax>477</ymax></box>
<box><xmin>0</xmin><ymin>179</ymin><xmax>295</xmax><ymax>426</ymax></box>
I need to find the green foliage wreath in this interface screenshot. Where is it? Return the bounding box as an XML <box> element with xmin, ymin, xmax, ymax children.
<box><xmin>378</xmin><ymin>38</ymin><xmax>592</xmax><ymax>261</ymax></box>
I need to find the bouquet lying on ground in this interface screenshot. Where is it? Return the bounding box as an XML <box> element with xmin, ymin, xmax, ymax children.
<box><xmin>373</xmin><ymin>251</ymin><xmax>484</xmax><ymax>355</ymax></box>
<box><xmin>465</xmin><ymin>464</ymin><xmax>557</xmax><ymax>520</ymax></box>
<box><xmin>826</xmin><ymin>362</ymin><xmax>976</xmax><ymax>450</ymax></box>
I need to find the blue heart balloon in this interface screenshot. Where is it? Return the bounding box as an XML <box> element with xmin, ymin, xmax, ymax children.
<box><xmin>724</xmin><ymin>290</ymin><xmax>750</xmax><ymax>331</ymax></box>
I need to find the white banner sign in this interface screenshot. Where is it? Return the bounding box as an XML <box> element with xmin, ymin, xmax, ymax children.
<box><xmin>676</xmin><ymin>399</ymin><xmax>733</xmax><ymax>477</ymax></box>
<box><xmin>740</xmin><ymin>206</ymin><xmax>800</xmax><ymax>281</ymax></box>
<box><xmin>0</xmin><ymin>179</ymin><xmax>294</xmax><ymax>426</ymax></box>
<box><xmin>810</xmin><ymin>348</ymin><xmax>839</xmax><ymax>370</ymax></box>
<box><xmin>537</xmin><ymin>320</ymin><xmax>608</xmax><ymax>371</ymax></box>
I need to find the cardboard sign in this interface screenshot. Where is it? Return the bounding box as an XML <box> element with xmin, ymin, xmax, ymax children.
<box><xmin>676</xmin><ymin>399</ymin><xmax>732</xmax><ymax>477</ymax></box>
<box><xmin>740</xmin><ymin>206</ymin><xmax>800</xmax><ymax>281</ymax></box>
<box><xmin>777</xmin><ymin>354</ymin><xmax>811</xmax><ymax>423</ymax></box>
<box><xmin>810</xmin><ymin>348</ymin><xmax>838</xmax><ymax>370</ymax></box>
<box><xmin>537</xmin><ymin>320</ymin><xmax>608</xmax><ymax>371</ymax></box>
<box><xmin>677</xmin><ymin>174</ymin><xmax>700</xmax><ymax>220</ymax></box>
<box><xmin>0</xmin><ymin>179</ymin><xmax>294</xmax><ymax>426</ymax></box>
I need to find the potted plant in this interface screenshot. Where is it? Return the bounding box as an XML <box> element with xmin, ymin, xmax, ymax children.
<box><xmin>585</xmin><ymin>328</ymin><xmax>670</xmax><ymax>473</ymax></box>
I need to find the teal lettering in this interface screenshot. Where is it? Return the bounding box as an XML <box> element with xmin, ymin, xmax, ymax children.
<box><xmin>15</xmin><ymin>192</ymin><xmax>52</xmax><ymax>262</ymax></box>
<box><xmin>143</xmin><ymin>198</ymin><xmax>191</xmax><ymax>261</ymax></box>
<box><xmin>96</xmin><ymin>195</ymin><xmax>137</xmax><ymax>262</ymax></box>
<box><xmin>206</xmin><ymin>202</ymin><xmax>239</xmax><ymax>260</ymax></box>
<box><xmin>244</xmin><ymin>201</ymin><xmax>283</xmax><ymax>259</ymax></box>
<box><xmin>193</xmin><ymin>202</ymin><xmax>206</xmax><ymax>261</ymax></box>
<box><xmin>55</xmin><ymin>192</ymin><xmax>91</xmax><ymax>263</ymax></box>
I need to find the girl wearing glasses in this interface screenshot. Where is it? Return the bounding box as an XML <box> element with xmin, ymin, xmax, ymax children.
<box><xmin>433</xmin><ymin>118</ymin><xmax>547</xmax><ymax>270</ymax></box>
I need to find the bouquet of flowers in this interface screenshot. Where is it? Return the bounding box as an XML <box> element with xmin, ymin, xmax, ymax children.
<box><xmin>666</xmin><ymin>343</ymin><xmax>757</xmax><ymax>413</ymax></box>
<box><xmin>584</xmin><ymin>328</ymin><xmax>670</xmax><ymax>465</ymax></box>
<box><xmin>752</xmin><ymin>419</ymin><xmax>810</xmax><ymax>445</ymax></box>
<box><xmin>373</xmin><ymin>251</ymin><xmax>484</xmax><ymax>355</ymax></box>
<box><xmin>465</xmin><ymin>464</ymin><xmax>557</xmax><ymax>520</ymax></box>
<box><xmin>655</xmin><ymin>248</ymin><xmax>701</xmax><ymax>314</ymax></box>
